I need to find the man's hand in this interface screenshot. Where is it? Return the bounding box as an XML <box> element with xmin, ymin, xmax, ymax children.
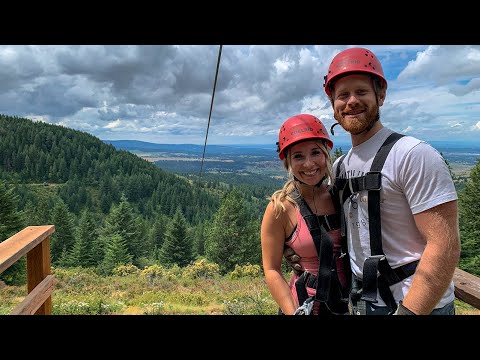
<box><xmin>283</xmin><ymin>247</ymin><xmax>303</xmax><ymax>275</ymax></box>
<box><xmin>393</xmin><ymin>301</ymin><xmax>416</xmax><ymax>315</ymax></box>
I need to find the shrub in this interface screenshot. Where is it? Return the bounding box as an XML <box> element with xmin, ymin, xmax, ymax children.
<box><xmin>141</xmin><ymin>264</ymin><xmax>166</xmax><ymax>280</ymax></box>
<box><xmin>112</xmin><ymin>264</ymin><xmax>140</xmax><ymax>276</ymax></box>
<box><xmin>228</xmin><ymin>263</ymin><xmax>261</xmax><ymax>279</ymax></box>
<box><xmin>183</xmin><ymin>259</ymin><xmax>220</xmax><ymax>279</ymax></box>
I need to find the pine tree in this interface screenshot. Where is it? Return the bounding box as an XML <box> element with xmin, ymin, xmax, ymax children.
<box><xmin>50</xmin><ymin>199</ymin><xmax>76</xmax><ymax>264</ymax></box>
<box><xmin>458</xmin><ymin>159</ymin><xmax>480</xmax><ymax>276</ymax></box>
<box><xmin>99</xmin><ymin>174</ymin><xmax>113</xmax><ymax>214</ymax></box>
<box><xmin>100</xmin><ymin>194</ymin><xmax>141</xmax><ymax>263</ymax></box>
<box><xmin>205</xmin><ymin>189</ymin><xmax>261</xmax><ymax>274</ymax></box>
<box><xmin>332</xmin><ymin>147</ymin><xmax>344</xmax><ymax>164</ymax></box>
<box><xmin>0</xmin><ymin>180</ymin><xmax>26</xmax><ymax>285</ymax></box>
<box><xmin>158</xmin><ymin>207</ymin><xmax>193</xmax><ymax>268</ymax></box>
<box><xmin>25</xmin><ymin>193</ymin><xmax>55</xmax><ymax>226</ymax></box>
<box><xmin>57</xmin><ymin>247</ymin><xmax>72</xmax><ymax>268</ymax></box>
<box><xmin>100</xmin><ymin>233</ymin><xmax>133</xmax><ymax>275</ymax></box>
<box><xmin>0</xmin><ymin>180</ymin><xmax>24</xmax><ymax>241</ymax></box>
<box><xmin>69</xmin><ymin>209</ymin><xmax>98</xmax><ymax>267</ymax></box>
<box><xmin>192</xmin><ymin>220</ymin><xmax>207</xmax><ymax>257</ymax></box>
<box><xmin>149</xmin><ymin>214</ymin><xmax>168</xmax><ymax>254</ymax></box>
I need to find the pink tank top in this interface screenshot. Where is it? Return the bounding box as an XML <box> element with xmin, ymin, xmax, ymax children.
<box><xmin>285</xmin><ymin>206</ymin><xmax>347</xmax><ymax>309</ymax></box>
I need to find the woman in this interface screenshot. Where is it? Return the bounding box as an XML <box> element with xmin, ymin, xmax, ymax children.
<box><xmin>261</xmin><ymin>114</ymin><xmax>349</xmax><ymax>315</ymax></box>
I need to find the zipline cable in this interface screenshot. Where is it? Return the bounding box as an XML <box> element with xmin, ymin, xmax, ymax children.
<box><xmin>199</xmin><ymin>44</ymin><xmax>222</xmax><ymax>178</ymax></box>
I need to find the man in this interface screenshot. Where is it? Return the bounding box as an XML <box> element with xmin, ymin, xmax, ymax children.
<box><xmin>285</xmin><ymin>47</ymin><xmax>460</xmax><ymax>315</ymax></box>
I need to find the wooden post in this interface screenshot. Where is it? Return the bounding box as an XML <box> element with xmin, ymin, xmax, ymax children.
<box><xmin>26</xmin><ymin>236</ymin><xmax>52</xmax><ymax>315</ymax></box>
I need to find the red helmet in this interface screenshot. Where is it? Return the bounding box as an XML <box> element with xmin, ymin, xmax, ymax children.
<box><xmin>277</xmin><ymin>114</ymin><xmax>333</xmax><ymax>160</ymax></box>
<box><xmin>323</xmin><ymin>47</ymin><xmax>387</xmax><ymax>97</ymax></box>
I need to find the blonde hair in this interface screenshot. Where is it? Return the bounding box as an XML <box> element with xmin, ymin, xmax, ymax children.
<box><xmin>268</xmin><ymin>140</ymin><xmax>333</xmax><ymax>219</ymax></box>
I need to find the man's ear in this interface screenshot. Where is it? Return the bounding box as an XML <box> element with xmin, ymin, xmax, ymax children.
<box><xmin>378</xmin><ymin>89</ymin><xmax>387</xmax><ymax>106</ymax></box>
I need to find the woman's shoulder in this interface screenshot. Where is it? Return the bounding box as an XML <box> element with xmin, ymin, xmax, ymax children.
<box><xmin>272</xmin><ymin>195</ymin><xmax>298</xmax><ymax>215</ymax></box>
<box><xmin>271</xmin><ymin>196</ymin><xmax>297</xmax><ymax>212</ymax></box>
<box><xmin>284</xmin><ymin>198</ymin><xmax>297</xmax><ymax>213</ymax></box>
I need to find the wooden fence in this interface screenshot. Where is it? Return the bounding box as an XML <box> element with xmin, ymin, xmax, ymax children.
<box><xmin>0</xmin><ymin>225</ymin><xmax>56</xmax><ymax>315</ymax></box>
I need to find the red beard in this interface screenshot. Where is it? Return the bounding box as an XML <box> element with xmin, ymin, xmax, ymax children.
<box><xmin>334</xmin><ymin>105</ymin><xmax>379</xmax><ymax>135</ymax></box>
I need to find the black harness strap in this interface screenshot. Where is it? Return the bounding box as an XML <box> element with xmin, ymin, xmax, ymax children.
<box><xmin>368</xmin><ymin>132</ymin><xmax>404</xmax><ymax>256</ymax></box>
<box><xmin>329</xmin><ymin>183</ymin><xmax>348</xmax><ymax>262</ymax></box>
<box><xmin>292</xmin><ymin>188</ymin><xmax>334</xmax><ymax>306</ymax></box>
<box><xmin>362</xmin><ymin>133</ymin><xmax>404</xmax><ymax>308</ymax></box>
<box><xmin>333</xmin><ymin>156</ymin><xmax>347</xmax><ymax>241</ymax></box>
<box><xmin>334</xmin><ymin>132</ymin><xmax>419</xmax><ymax>313</ymax></box>
<box><xmin>295</xmin><ymin>271</ymin><xmax>311</xmax><ymax>307</ymax></box>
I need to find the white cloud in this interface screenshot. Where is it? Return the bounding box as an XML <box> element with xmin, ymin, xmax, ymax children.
<box><xmin>0</xmin><ymin>45</ymin><xmax>478</xmax><ymax>144</ymax></box>
<box><xmin>273</xmin><ymin>58</ymin><xmax>293</xmax><ymax>75</ymax></box>
<box><xmin>104</xmin><ymin>119</ymin><xmax>122</xmax><ymax>129</ymax></box>
<box><xmin>402</xmin><ymin>126</ymin><xmax>414</xmax><ymax>134</ymax></box>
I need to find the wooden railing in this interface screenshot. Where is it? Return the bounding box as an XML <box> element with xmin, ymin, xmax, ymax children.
<box><xmin>0</xmin><ymin>225</ymin><xmax>56</xmax><ymax>315</ymax></box>
<box><xmin>1</xmin><ymin>225</ymin><xmax>479</xmax><ymax>313</ymax></box>
<box><xmin>453</xmin><ymin>267</ymin><xmax>480</xmax><ymax>310</ymax></box>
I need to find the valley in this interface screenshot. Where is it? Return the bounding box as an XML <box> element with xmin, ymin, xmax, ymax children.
<box><xmin>105</xmin><ymin>140</ymin><xmax>478</xmax><ymax>178</ymax></box>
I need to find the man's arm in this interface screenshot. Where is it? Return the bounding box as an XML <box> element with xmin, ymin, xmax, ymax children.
<box><xmin>402</xmin><ymin>200</ymin><xmax>460</xmax><ymax>314</ymax></box>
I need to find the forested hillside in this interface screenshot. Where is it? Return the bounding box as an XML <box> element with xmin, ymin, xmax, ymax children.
<box><xmin>0</xmin><ymin>115</ymin><xmax>268</xmax><ymax>284</ymax></box>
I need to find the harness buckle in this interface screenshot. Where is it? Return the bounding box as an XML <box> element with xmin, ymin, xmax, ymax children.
<box><xmin>349</xmin><ymin>299</ymin><xmax>367</xmax><ymax>315</ymax></box>
<box><xmin>348</xmin><ymin>287</ymin><xmax>366</xmax><ymax>315</ymax></box>
<box><xmin>294</xmin><ymin>297</ymin><xmax>315</xmax><ymax>315</ymax></box>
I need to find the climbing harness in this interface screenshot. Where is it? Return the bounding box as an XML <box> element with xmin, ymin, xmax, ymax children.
<box><xmin>291</xmin><ymin>188</ymin><xmax>350</xmax><ymax>315</ymax></box>
<box><xmin>333</xmin><ymin>132</ymin><xmax>419</xmax><ymax>315</ymax></box>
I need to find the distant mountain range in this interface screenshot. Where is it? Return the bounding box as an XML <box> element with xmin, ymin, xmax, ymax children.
<box><xmin>103</xmin><ymin>140</ymin><xmax>279</xmax><ymax>157</ymax></box>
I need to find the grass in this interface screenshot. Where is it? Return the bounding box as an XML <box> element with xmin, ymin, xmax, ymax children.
<box><xmin>1</xmin><ymin>266</ymin><xmax>478</xmax><ymax>315</ymax></box>
<box><xmin>0</xmin><ymin>266</ymin><xmax>278</xmax><ymax>315</ymax></box>
<box><xmin>454</xmin><ymin>299</ymin><xmax>480</xmax><ymax>315</ymax></box>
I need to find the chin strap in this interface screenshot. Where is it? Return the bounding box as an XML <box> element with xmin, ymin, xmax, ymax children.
<box><xmin>330</xmin><ymin>123</ymin><xmax>341</xmax><ymax>135</ymax></box>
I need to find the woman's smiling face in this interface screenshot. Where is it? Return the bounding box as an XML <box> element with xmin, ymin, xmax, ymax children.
<box><xmin>289</xmin><ymin>140</ymin><xmax>326</xmax><ymax>186</ymax></box>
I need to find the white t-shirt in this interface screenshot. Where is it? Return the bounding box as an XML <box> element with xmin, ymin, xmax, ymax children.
<box><xmin>333</xmin><ymin>127</ymin><xmax>458</xmax><ymax>308</ymax></box>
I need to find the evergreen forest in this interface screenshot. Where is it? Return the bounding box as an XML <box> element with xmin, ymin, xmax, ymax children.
<box><xmin>0</xmin><ymin>114</ymin><xmax>273</xmax><ymax>283</ymax></box>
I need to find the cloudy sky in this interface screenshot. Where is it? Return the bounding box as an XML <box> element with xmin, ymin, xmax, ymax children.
<box><xmin>1</xmin><ymin>45</ymin><xmax>479</xmax><ymax>146</ymax></box>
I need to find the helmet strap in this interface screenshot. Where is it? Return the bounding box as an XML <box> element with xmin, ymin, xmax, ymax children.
<box><xmin>316</xmin><ymin>175</ymin><xmax>326</xmax><ymax>187</ymax></box>
<box><xmin>330</xmin><ymin>122</ymin><xmax>341</xmax><ymax>135</ymax></box>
